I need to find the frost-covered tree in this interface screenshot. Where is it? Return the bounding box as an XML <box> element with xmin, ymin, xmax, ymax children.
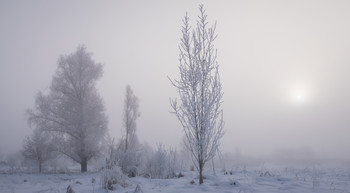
<box><xmin>27</xmin><ymin>45</ymin><xmax>108</xmax><ymax>172</ymax></box>
<box><xmin>22</xmin><ymin>129</ymin><xmax>56</xmax><ymax>173</ymax></box>
<box><xmin>122</xmin><ymin>85</ymin><xmax>140</xmax><ymax>151</ymax></box>
<box><xmin>112</xmin><ymin>85</ymin><xmax>141</xmax><ymax>176</ymax></box>
<box><xmin>169</xmin><ymin>5</ymin><xmax>224</xmax><ymax>184</ymax></box>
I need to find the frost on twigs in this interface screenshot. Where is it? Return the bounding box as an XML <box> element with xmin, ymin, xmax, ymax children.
<box><xmin>169</xmin><ymin>4</ymin><xmax>224</xmax><ymax>184</ymax></box>
<box><xmin>144</xmin><ymin>144</ymin><xmax>179</xmax><ymax>179</ymax></box>
<box><xmin>101</xmin><ymin>158</ymin><xmax>128</xmax><ymax>190</ymax></box>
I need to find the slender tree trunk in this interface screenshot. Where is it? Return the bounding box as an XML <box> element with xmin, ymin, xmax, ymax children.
<box><xmin>39</xmin><ymin>161</ymin><xmax>42</xmax><ymax>173</ymax></box>
<box><xmin>125</xmin><ymin>129</ymin><xmax>128</xmax><ymax>152</ymax></box>
<box><xmin>199</xmin><ymin>162</ymin><xmax>204</xmax><ymax>184</ymax></box>
<box><xmin>212</xmin><ymin>158</ymin><xmax>216</xmax><ymax>175</ymax></box>
<box><xmin>81</xmin><ymin>159</ymin><xmax>87</xmax><ymax>172</ymax></box>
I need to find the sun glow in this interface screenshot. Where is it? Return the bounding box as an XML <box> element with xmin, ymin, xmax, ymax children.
<box><xmin>288</xmin><ymin>84</ymin><xmax>310</xmax><ymax>104</ymax></box>
<box><xmin>293</xmin><ymin>91</ymin><xmax>306</xmax><ymax>102</ymax></box>
<box><xmin>289</xmin><ymin>88</ymin><xmax>310</xmax><ymax>105</ymax></box>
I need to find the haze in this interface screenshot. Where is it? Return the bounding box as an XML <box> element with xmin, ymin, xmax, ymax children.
<box><xmin>1</xmin><ymin>0</ymin><xmax>350</xmax><ymax>163</ymax></box>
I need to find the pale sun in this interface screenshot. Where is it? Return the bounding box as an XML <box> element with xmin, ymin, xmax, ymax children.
<box><xmin>291</xmin><ymin>90</ymin><xmax>308</xmax><ymax>104</ymax></box>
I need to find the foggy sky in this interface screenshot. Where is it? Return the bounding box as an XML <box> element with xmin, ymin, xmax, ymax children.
<box><xmin>1</xmin><ymin>0</ymin><xmax>350</xmax><ymax>161</ymax></box>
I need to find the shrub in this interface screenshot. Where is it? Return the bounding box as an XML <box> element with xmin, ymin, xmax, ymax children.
<box><xmin>144</xmin><ymin>144</ymin><xmax>179</xmax><ymax>179</ymax></box>
<box><xmin>115</xmin><ymin>150</ymin><xmax>142</xmax><ymax>177</ymax></box>
<box><xmin>101</xmin><ymin>159</ymin><xmax>128</xmax><ymax>190</ymax></box>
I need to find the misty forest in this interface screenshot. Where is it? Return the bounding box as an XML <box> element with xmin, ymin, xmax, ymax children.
<box><xmin>1</xmin><ymin>1</ymin><xmax>350</xmax><ymax>193</ymax></box>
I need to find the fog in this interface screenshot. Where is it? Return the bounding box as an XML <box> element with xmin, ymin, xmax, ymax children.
<box><xmin>1</xmin><ymin>0</ymin><xmax>350</xmax><ymax>163</ymax></box>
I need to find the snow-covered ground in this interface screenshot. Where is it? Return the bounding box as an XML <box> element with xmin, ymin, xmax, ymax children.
<box><xmin>1</xmin><ymin>166</ymin><xmax>349</xmax><ymax>193</ymax></box>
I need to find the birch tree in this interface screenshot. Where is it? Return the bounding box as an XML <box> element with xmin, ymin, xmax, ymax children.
<box><xmin>169</xmin><ymin>5</ymin><xmax>224</xmax><ymax>184</ymax></box>
<box><xmin>27</xmin><ymin>45</ymin><xmax>108</xmax><ymax>172</ymax></box>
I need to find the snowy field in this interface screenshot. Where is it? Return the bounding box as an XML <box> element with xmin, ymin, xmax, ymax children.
<box><xmin>1</xmin><ymin>166</ymin><xmax>349</xmax><ymax>193</ymax></box>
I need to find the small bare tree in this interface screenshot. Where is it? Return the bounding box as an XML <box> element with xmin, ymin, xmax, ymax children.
<box><xmin>22</xmin><ymin>129</ymin><xmax>56</xmax><ymax>173</ymax></box>
<box><xmin>169</xmin><ymin>4</ymin><xmax>224</xmax><ymax>184</ymax></box>
<box><xmin>122</xmin><ymin>85</ymin><xmax>140</xmax><ymax>151</ymax></box>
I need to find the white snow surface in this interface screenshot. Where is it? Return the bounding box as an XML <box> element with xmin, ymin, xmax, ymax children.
<box><xmin>1</xmin><ymin>166</ymin><xmax>349</xmax><ymax>193</ymax></box>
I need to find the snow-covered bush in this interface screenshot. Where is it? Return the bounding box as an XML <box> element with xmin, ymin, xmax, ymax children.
<box><xmin>144</xmin><ymin>144</ymin><xmax>179</xmax><ymax>179</ymax></box>
<box><xmin>166</xmin><ymin>147</ymin><xmax>178</xmax><ymax>178</ymax></box>
<box><xmin>105</xmin><ymin>137</ymin><xmax>144</xmax><ymax>177</ymax></box>
<box><xmin>4</xmin><ymin>152</ymin><xmax>24</xmax><ymax>173</ymax></box>
<box><xmin>149</xmin><ymin>144</ymin><xmax>167</xmax><ymax>178</ymax></box>
<box><xmin>101</xmin><ymin>158</ymin><xmax>128</xmax><ymax>190</ymax></box>
<box><xmin>103</xmin><ymin>140</ymin><xmax>180</xmax><ymax>180</ymax></box>
<box><xmin>115</xmin><ymin>150</ymin><xmax>143</xmax><ymax>177</ymax></box>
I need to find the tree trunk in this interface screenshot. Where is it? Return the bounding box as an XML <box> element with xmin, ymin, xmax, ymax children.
<box><xmin>199</xmin><ymin>163</ymin><xmax>204</xmax><ymax>184</ymax></box>
<box><xmin>81</xmin><ymin>160</ymin><xmax>87</xmax><ymax>172</ymax></box>
<box><xmin>212</xmin><ymin>158</ymin><xmax>216</xmax><ymax>175</ymax></box>
<box><xmin>125</xmin><ymin>132</ymin><xmax>128</xmax><ymax>152</ymax></box>
<box><xmin>39</xmin><ymin>161</ymin><xmax>42</xmax><ymax>173</ymax></box>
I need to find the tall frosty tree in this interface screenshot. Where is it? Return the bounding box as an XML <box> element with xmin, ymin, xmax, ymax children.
<box><xmin>122</xmin><ymin>85</ymin><xmax>140</xmax><ymax>151</ymax></box>
<box><xmin>27</xmin><ymin>46</ymin><xmax>108</xmax><ymax>172</ymax></box>
<box><xmin>113</xmin><ymin>85</ymin><xmax>141</xmax><ymax>176</ymax></box>
<box><xmin>169</xmin><ymin>5</ymin><xmax>224</xmax><ymax>184</ymax></box>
